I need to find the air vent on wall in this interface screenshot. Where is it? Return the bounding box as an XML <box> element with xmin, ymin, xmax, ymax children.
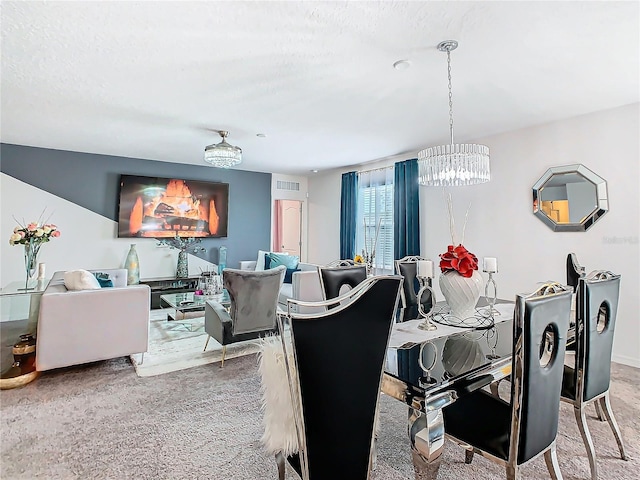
<box><xmin>276</xmin><ymin>180</ymin><xmax>300</xmax><ymax>191</ymax></box>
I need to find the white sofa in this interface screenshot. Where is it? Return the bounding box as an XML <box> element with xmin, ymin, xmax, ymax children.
<box><xmin>239</xmin><ymin>253</ymin><xmax>323</xmax><ymax>311</ymax></box>
<box><xmin>36</xmin><ymin>269</ymin><xmax>150</xmax><ymax>371</ymax></box>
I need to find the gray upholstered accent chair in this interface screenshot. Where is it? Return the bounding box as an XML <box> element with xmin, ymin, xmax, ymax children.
<box><xmin>204</xmin><ymin>265</ymin><xmax>285</xmax><ymax>366</ymax></box>
<box><xmin>561</xmin><ymin>271</ymin><xmax>627</xmax><ymax>480</ymax></box>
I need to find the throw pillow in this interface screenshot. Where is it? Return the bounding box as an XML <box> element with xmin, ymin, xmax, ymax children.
<box><xmin>93</xmin><ymin>272</ymin><xmax>114</xmax><ymax>288</ymax></box>
<box><xmin>63</xmin><ymin>270</ymin><xmax>101</xmax><ymax>291</ymax></box>
<box><xmin>264</xmin><ymin>254</ymin><xmax>272</xmax><ymax>270</ymax></box>
<box><xmin>283</xmin><ymin>267</ymin><xmax>300</xmax><ymax>284</ymax></box>
<box><xmin>269</xmin><ymin>253</ymin><xmax>299</xmax><ymax>270</ymax></box>
<box><xmin>256</xmin><ymin>250</ymin><xmax>290</xmax><ymax>271</ymax></box>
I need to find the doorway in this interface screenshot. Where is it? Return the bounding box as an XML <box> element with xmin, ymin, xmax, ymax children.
<box><xmin>273</xmin><ymin>199</ymin><xmax>302</xmax><ymax>257</ymax></box>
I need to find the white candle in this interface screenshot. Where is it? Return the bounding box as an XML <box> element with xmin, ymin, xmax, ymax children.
<box><xmin>483</xmin><ymin>257</ymin><xmax>498</xmax><ymax>273</ymax></box>
<box><xmin>417</xmin><ymin>260</ymin><xmax>433</xmax><ymax>279</ymax></box>
<box><xmin>37</xmin><ymin>262</ymin><xmax>46</xmax><ymax>280</ymax></box>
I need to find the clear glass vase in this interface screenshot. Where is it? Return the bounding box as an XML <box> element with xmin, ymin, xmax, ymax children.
<box><xmin>22</xmin><ymin>240</ymin><xmax>39</xmax><ymax>291</ymax></box>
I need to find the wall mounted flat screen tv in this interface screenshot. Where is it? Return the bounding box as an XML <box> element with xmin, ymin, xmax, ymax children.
<box><xmin>118</xmin><ymin>174</ymin><xmax>229</xmax><ymax>238</ymax></box>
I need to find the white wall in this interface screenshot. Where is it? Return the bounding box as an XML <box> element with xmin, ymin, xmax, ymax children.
<box><xmin>308</xmin><ymin>103</ymin><xmax>640</xmax><ymax>367</ymax></box>
<box><xmin>1</xmin><ymin>174</ymin><xmax>216</xmax><ymax>287</ymax></box>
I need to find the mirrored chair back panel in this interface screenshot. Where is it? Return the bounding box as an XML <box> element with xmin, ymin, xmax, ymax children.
<box><xmin>282</xmin><ymin>276</ymin><xmax>403</xmax><ymax>479</ymax></box>
<box><xmin>513</xmin><ymin>286</ymin><xmax>572</xmax><ymax>464</ymax></box>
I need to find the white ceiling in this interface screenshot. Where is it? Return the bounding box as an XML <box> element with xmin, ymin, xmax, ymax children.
<box><xmin>1</xmin><ymin>1</ymin><xmax>638</xmax><ymax>175</ymax></box>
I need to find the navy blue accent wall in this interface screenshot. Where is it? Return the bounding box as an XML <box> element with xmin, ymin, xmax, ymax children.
<box><xmin>1</xmin><ymin>143</ymin><xmax>271</xmax><ymax>268</ymax></box>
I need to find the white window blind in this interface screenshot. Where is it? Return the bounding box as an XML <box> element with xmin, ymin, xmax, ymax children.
<box><xmin>356</xmin><ymin>167</ymin><xmax>394</xmax><ymax>274</ymax></box>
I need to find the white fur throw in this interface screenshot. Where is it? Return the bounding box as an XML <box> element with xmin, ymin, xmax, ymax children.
<box><xmin>63</xmin><ymin>270</ymin><xmax>101</xmax><ymax>291</ymax></box>
<box><xmin>257</xmin><ymin>335</ymin><xmax>300</xmax><ymax>456</ymax></box>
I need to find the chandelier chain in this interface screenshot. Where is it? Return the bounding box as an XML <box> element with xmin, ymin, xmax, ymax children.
<box><xmin>447</xmin><ymin>48</ymin><xmax>454</xmax><ymax>145</ymax></box>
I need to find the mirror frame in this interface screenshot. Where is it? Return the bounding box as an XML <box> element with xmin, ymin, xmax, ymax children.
<box><xmin>532</xmin><ymin>164</ymin><xmax>608</xmax><ymax>232</ymax></box>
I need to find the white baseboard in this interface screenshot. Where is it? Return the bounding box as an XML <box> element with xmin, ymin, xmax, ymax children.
<box><xmin>612</xmin><ymin>354</ymin><xmax>640</xmax><ymax>368</ymax></box>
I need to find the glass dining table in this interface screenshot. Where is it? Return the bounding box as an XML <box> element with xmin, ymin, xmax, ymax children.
<box><xmin>381</xmin><ymin>300</ymin><xmax>572</xmax><ymax>479</ymax></box>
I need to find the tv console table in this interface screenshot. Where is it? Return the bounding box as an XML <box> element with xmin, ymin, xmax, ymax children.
<box><xmin>140</xmin><ymin>276</ymin><xmax>200</xmax><ymax>309</ymax></box>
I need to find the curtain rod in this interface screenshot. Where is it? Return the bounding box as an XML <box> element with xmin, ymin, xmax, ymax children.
<box><xmin>356</xmin><ymin>165</ymin><xmax>394</xmax><ymax>175</ymax></box>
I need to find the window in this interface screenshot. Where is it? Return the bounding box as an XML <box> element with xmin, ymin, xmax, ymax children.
<box><xmin>356</xmin><ymin>167</ymin><xmax>394</xmax><ymax>274</ymax></box>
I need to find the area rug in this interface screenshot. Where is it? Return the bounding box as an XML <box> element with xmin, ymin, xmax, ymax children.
<box><xmin>129</xmin><ymin>309</ymin><xmax>261</xmax><ymax>377</ymax></box>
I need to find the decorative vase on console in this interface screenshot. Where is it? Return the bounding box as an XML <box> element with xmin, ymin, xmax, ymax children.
<box><xmin>176</xmin><ymin>250</ymin><xmax>188</xmax><ymax>278</ymax></box>
<box><xmin>157</xmin><ymin>233</ymin><xmax>202</xmax><ymax>279</ymax></box>
<box><xmin>8</xmin><ymin>213</ymin><xmax>61</xmax><ymax>291</ymax></box>
<box><xmin>437</xmin><ymin>195</ymin><xmax>482</xmax><ymax>319</ymax></box>
<box><xmin>125</xmin><ymin>244</ymin><xmax>140</xmax><ymax>285</ymax></box>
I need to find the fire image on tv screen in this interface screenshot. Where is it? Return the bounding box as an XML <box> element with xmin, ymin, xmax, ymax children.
<box><xmin>118</xmin><ymin>175</ymin><xmax>229</xmax><ymax>238</ymax></box>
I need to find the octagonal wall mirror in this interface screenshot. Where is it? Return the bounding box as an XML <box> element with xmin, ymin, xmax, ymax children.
<box><xmin>532</xmin><ymin>164</ymin><xmax>608</xmax><ymax>232</ymax></box>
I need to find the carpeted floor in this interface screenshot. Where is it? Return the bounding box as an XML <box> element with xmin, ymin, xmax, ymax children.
<box><xmin>1</xmin><ymin>356</ymin><xmax>638</xmax><ymax>479</ymax></box>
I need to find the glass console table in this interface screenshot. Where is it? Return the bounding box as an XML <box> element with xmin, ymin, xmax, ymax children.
<box><xmin>0</xmin><ymin>278</ymin><xmax>50</xmax><ymax>388</ymax></box>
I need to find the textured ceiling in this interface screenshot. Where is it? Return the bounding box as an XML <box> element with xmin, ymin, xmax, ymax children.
<box><xmin>1</xmin><ymin>1</ymin><xmax>638</xmax><ymax>175</ymax></box>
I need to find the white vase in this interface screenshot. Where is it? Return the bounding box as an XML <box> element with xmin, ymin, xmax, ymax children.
<box><xmin>439</xmin><ymin>270</ymin><xmax>483</xmax><ymax>319</ymax></box>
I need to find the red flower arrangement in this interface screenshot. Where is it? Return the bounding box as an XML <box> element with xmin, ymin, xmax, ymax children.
<box><xmin>439</xmin><ymin>244</ymin><xmax>479</xmax><ymax>278</ymax></box>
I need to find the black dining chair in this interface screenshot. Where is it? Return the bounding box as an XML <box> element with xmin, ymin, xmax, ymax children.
<box><xmin>560</xmin><ymin>271</ymin><xmax>627</xmax><ymax>480</ymax></box>
<box><xmin>443</xmin><ymin>282</ymin><xmax>573</xmax><ymax>480</ymax></box>
<box><xmin>325</xmin><ymin>259</ymin><xmax>357</xmax><ymax>267</ymax></box>
<box><xmin>564</xmin><ymin>252</ymin><xmax>602</xmax><ymax>416</ymax></box>
<box><xmin>394</xmin><ymin>255</ymin><xmax>433</xmax><ymax>312</ymax></box>
<box><xmin>273</xmin><ymin>275</ymin><xmax>403</xmax><ymax>480</ymax></box>
<box><xmin>318</xmin><ymin>263</ymin><xmax>367</xmax><ymax>303</ymax></box>
<box><xmin>566</xmin><ymin>253</ymin><xmax>586</xmax><ymax>290</ymax></box>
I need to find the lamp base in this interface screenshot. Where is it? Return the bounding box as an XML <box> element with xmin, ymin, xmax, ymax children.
<box><xmin>418</xmin><ymin>319</ymin><xmax>437</xmax><ymax>331</ymax></box>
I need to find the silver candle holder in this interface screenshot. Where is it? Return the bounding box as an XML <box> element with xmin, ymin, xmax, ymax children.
<box><xmin>416</xmin><ymin>260</ymin><xmax>437</xmax><ymax>331</ymax></box>
<box><xmin>483</xmin><ymin>257</ymin><xmax>499</xmax><ymax>316</ymax></box>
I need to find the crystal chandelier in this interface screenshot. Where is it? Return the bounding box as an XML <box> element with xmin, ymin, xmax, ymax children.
<box><xmin>418</xmin><ymin>40</ymin><xmax>490</xmax><ymax>186</ymax></box>
<box><xmin>204</xmin><ymin>130</ymin><xmax>242</xmax><ymax>168</ymax></box>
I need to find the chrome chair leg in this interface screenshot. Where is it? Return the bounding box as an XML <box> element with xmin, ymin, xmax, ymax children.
<box><xmin>594</xmin><ymin>400</ymin><xmax>605</xmax><ymax>421</ymax></box>
<box><xmin>599</xmin><ymin>394</ymin><xmax>628</xmax><ymax>460</ymax></box>
<box><xmin>544</xmin><ymin>443</ymin><xmax>564</xmax><ymax>480</ymax></box>
<box><xmin>489</xmin><ymin>381</ymin><xmax>500</xmax><ymax>399</ymax></box>
<box><xmin>506</xmin><ymin>464</ymin><xmax>519</xmax><ymax>480</ymax></box>
<box><xmin>275</xmin><ymin>451</ymin><xmax>286</xmax><ymax>480</ymax></box>
<box><xmin>220</xmin><ymin>345</ymin><xmax>227</xmax><ymax>368</ymax></box>
<box><xmin>464</xmin><ymin>449</ymin><xmax>474</xmax><ymax>464</ymax></box>
<box><xmin>203</xmin><ymin>335</ymin><xmax>211</xmax><ymax>352</ymax></box>
<box><xmin>411</xmin><ymin>449</ymin><xmax>442</xmax><ymax>480</ymax></box>
<box><xmin>574</xmin><ymin>406</ymin><xmax>598</xmax><ymax>480</ymax></box>
<box><xmin>370</xmin><ymin>437</ymin><xmax>378</xmax><ymax>472</ymax></box>
<box><xmin>139</xmin><ymin>352</ymin><xmax>144</xmax><ymax>365</ymax></box>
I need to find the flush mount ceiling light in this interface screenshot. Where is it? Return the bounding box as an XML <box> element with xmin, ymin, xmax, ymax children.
<box><xmin>393</xmin><ymin>59</ymin><xmax>411</xmax><ymax>70</ymax></box>
<box><xmin>418</xmin><ymin>40</ymin><xmax>490</xmax><ymax>186</ymax></box>
<box><xmin>204</xmin><ymin>130</ymin><xmax>242</xmax><ymax>168</ymax></box>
